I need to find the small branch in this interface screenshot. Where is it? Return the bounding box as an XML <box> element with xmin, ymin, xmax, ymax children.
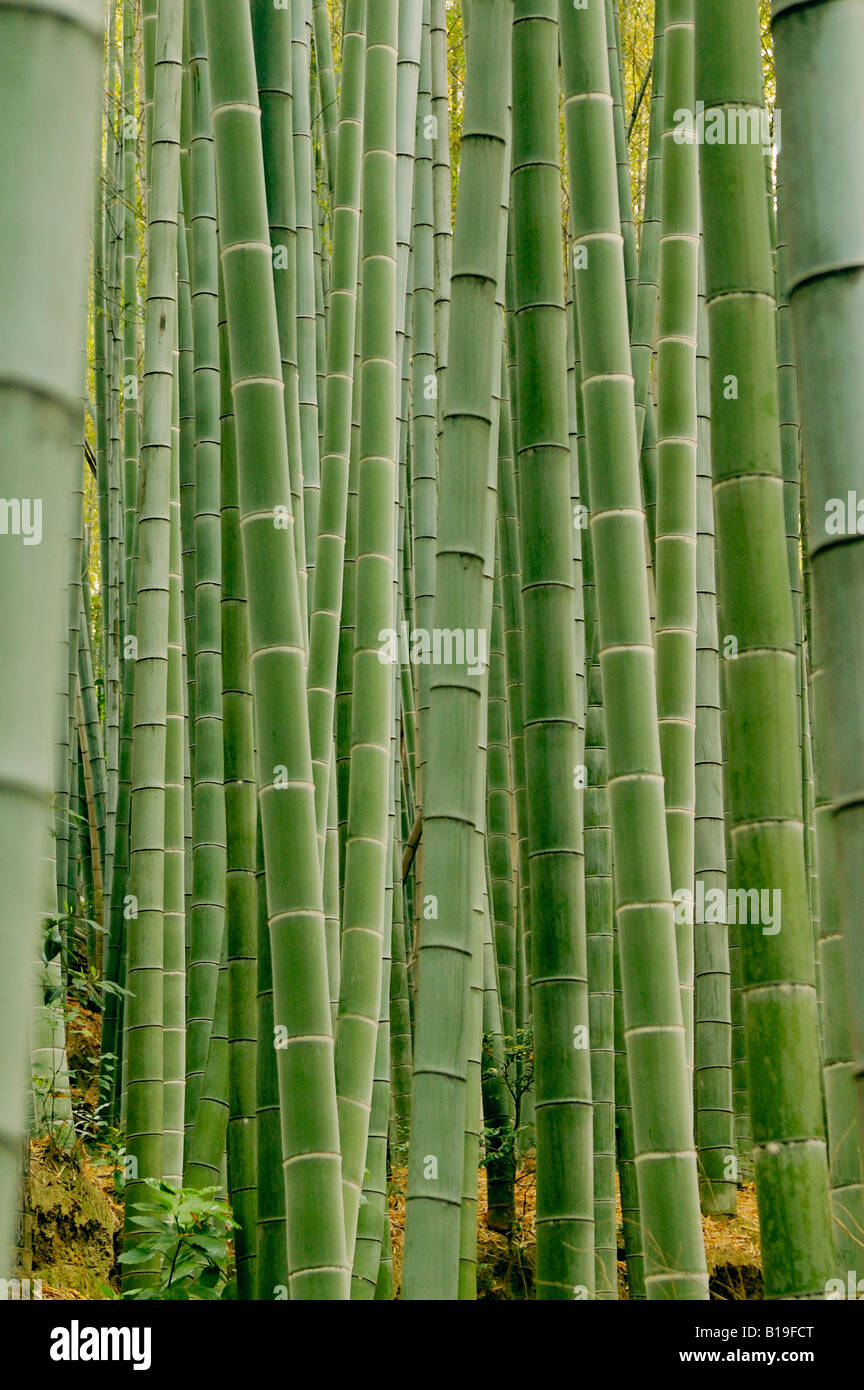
<box><xmin>401</xmin><ymin>815</ymin><xmax>422</xmax><ymax>884</ymax></box>
<box><xmin>627</xmin><ymin>58</ymin><xmax>652</xmax><ymax>142</ymax></box>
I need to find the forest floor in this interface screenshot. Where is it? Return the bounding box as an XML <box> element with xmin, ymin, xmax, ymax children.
<box><xmin>21</xmin><ymin>998</ymin><xmax>763</xmax><ymax>1300</ymax></box>
<box><xmin>386</xmin><ymin>1162</ymin><xmax>763</xmax><ymax>1300</ymax></box>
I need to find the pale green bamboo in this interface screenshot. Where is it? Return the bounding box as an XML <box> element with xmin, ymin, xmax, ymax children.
<box><xmin>306</xmin><ymin>0</ymin><xmax>366</xmax><ymax>852</ymax></box>
<box><xmin>122</xmin><ymin>0</ymin><xmax>183</xmax><ymax>1287</ymax></box>
<box><xmin>395</xmin><ymin>0</ymin><xmax>423</xmax><ymax>425</ymax></box>
<box><xmin>163</xmin><ymin>294</ymin><xmax>186</xmax><ymax>1185</ymax></box>
<box><xmin>631</xmin><ymin>2</ymin><xmax>664</xmax><ymax>481</ymax></box>
<box><xmin>460</xmin><ymin>371</ymin><xmax>501</xmax><ymax>1295</ymax></box>
<box><xmin>811</xmin><ymin>596</ymin><xmax>864</xmax><ymax>1277</ymax></box>
<box><xmin>78</xmin><ymin>590</ymin><xmax>107</xmax><ymax>873</ymax></box>
<box><xmin>512</xmin><ymin>0</ymin><xmax>593</xmax><ymax>1299</ymax></box>
<box><xmin>561</xmin><ymin>0</ymin><xmax>708</xmax><ymax>1299</ymax></box>
<box><xmin>333</xmin><ymin>0</ymin><xmax>399</xmax><ymax>1262</ymax></box>
<box><xmin>251</xmin><ymin>0</ymin><xmax>308</xmax><ymax>631</ymax></box>
<box><xmin>656</xmin><ymin>0</ymin><xmax>699</xmax><ymax>1065</ymax></box>
<box><xmin>694</xmin><ymin>249</ymin><xmax>735</xmax><ymax>1216</ymax></box>
<box><xmin>292</xmin><ymin>0</ymin><xmax>320</xmax><ymax>600</ymax></box>
<box><xmin>254</xmin><ymin>811</ymin><xmax>287</xmax><ymax>1297</ymax></box>
<box><xmin>697</xmin><ymin>0</ymin><xmax>834</xmax><ymax>1298</ymax></box>
<box><xmin>217</xmin><ymin>250</ymin><xmax>259</xmax><ymax>1301</ymax></box>
<box><xmin>389</xmin><ymin>818</ymin><xmax>413</xmax><ymax>1151</ymax></box>
<box><xmin>205</xmin><ymin>0</ymin><xmax>349</xmax><ymax>1299</ymax></box>
<box><xmin>335</xmin><ymin>303</ymin><xmax>361</xmax><ymax>886</ymax></box>
<box><xmin>105</xmin><ymin>26</ymin><xmax>125</xmax><ymax>917</ymax></box>
<box><xmin>487</xmin><ymin>579</ymin><xmax>516</xmax><ymax>1042</ymax></box>
<box><xmin>774</xmin><ymin>147</ymin><xmax>860</xmax><ymax>1273</ymax></box>
<box><xmin>184</xmin><ymin>0</ymin><xmax>228</xmax><ymax>1152</ymax></box>
<box><xmin>312</xmin><ymin>0</ymin><xmax>339</xmax><ymax>188</ymax></box>
<box><xmin>570</xmin><ymin>283</ymin><xmax>618</xmax><ymax>1299</ymax></box>
<box><xmin>32</xmin><ymin>841</ymin><xmax>75</xmax><ymax>1151</ymax></box>
<box><xmin>771</xmin><ymin>0</ymin><xmax>864</xmax><ymax>1260</ymax></box>
<box><xmin>351</xmin><ymin>738</ymin><xmax>398</xmax><ymax>1299</ymax></box>
<box><xmin>606</xmin><ymin>0</ymin><xmax>637</xmax><ymax>324</ymax></box>
<box><xmin>184</xmin><ymin>940</ymin><xmax>229</xmax><ymax>1188</ymax></box>
<box><xmin>430</xmin><ymin>0</ymin><xmax>452</xmax><ymax>407</ymax></box>
<box><xmin>323</xmin><ymin>754</ymin><xmax>341</xmax><ymax>1026</ymax></box>
<box><xmin>410</xmin><ymin>0</ymin><xmax>436</xmax><ymax>832</ymax></box>
<box><xmin>100</xmin><ymin>0</ymin><xmax>142</xmax><ymax>1123</ymax></box>
<box><xmin>179</xmin><ymin>83</ymin><xmax>197</xmax><ymax>769</ymax></box>
<box><xmin>481</xmin><ymin>853</ymin><xmax>517</xmax><ymax>1236</ymax></box>
<box><xmin>402</xmin><ymin>0</ymin><xmax>514</xmax><ymax>1301</ymax></box>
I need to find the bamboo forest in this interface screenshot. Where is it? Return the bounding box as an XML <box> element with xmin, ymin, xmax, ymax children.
<box><xmin>3</xmin><ymin>0</ymin><xmax>864</xmax><ymax>1322</ymax></box>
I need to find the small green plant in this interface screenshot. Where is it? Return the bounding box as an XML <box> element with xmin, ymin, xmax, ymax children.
<box><xmin>118</xmin><ymin>1180</ymin><xmax>238</xmax><ymax>1300</ymax></box>
<box><xmin>67</xmin><ymin>960</ymin><xmax>128</xmax><ymax>1013</ymax></box>
<box><xmin>482</xmin><ymin>1025</ymin><xmax>534</xmax><ymax>1137</ymax></box>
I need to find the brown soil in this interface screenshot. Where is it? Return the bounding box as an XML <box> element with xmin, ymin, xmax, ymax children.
<box><xmin>388</xmin><ymin>1160</ymin><xmax>762</xmax><ymax>1300</ymax></box>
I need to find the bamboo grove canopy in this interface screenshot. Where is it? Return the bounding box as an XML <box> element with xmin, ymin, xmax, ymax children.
<box><xmin>1</xmin><ymin>0</ymin><xmax>863</xmax><ymax>1302</ymax></box>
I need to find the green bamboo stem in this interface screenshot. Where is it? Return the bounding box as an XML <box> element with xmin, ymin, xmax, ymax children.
<box><xmin>100</xmin><ymin>0</ymin><xmax>142</xmax><ymax>1124</ymax></box>
<box><xmin>32</xmin><ymin>840</ymin><xmax>75</xmax><ymax>1151</ymax></box>
<box><xmin>254</xmin><ymin>811</ymin><xmax>287</xmax><ymax>1297</ymax></box>
<box><xmin>389</xmin><ymin>814</ymin><xmax>413</xmax><ymax>1151</ymax></box>
<box><xmin>409</xmin><ymin>0</ymin><xmax>436</xmax><ymax>839</ymax></box>
<box><xmin>351</xmin><ymin>734</ymin><xmax>398</xmax><ymax>1299</ymax></box>
<box><xmin>306</xmin><ymin>0</ymin><xmax>366</xmax><ymax>853</ymax></box>
<box><xmin>217</xmin><ymin>246</ymin><xmax>259</xmax><ymax>1300</ymax></box>
<box><xmin>292</xmin><ymin>0</ymin><xmax>320</xmax><ymax>602</ymax></box>
<box><xmin>205</xmin><ymin>0</ymin><xmax>349</xmax><ymax>1299</ymax></box>
<box><xmin>656</xmin><ymin>0</ymin><xmax>699</xmax><ymax>1066</ymax></box>
<box><xmin>430</xmin><ymin>0</ymin><xmax>452</xmax><ymax>410</ymax></box>
<box><xmin>122</xmin><ymin>0</ymin><xmax>183</xmax><ymax>1288</ymax></box>
<box><xmin>694</xmin><ymin>249</ymin><xmax>735</xmax><ymax>1216</ymax></box>
<box><xmin>183</xmin><ymin>0</ymin><xmax>228</xmax><ymax>1154</ymax></box>
<box><xmin>771</xmin><ymin>0</ymin><xmax>864</xmax><ymax>1261</ymax></box>
<box><xmin>696</xmin><ymin>0</ymin><xmax>834</xmax><ymax>1299</ymax></box>
<box><xmin>561</xmin><ymin>0</ymin><xmax>708</xmax><ymax>1300</ymax></box>
<box><xmin>78</xmin><ymin>589</ymin><xmax>107</xmax><ymax>875</ymax></box>
<box><xmin>631</xmin><ymin>2</ymin><xmax>664</xmax><ymax>459</ymax></box>
<box><xmin>251</xmin><ymin>0</ymin><xmax>308</xmax><ymax>632</ymax></box>
<box><xmin>811</xmin><ymin>595</ymin><xmax>864</xmax><ymax>1277</ymax></box>
<box><xmin>568</xmin><ymin>213</ymin><xmax>617</xmax><ymax>1300</ymax></box>
<box><xmin>179</xmin><ymin>81</ymin><xmax>197</xmax><ymax>773</ymax></box>
<box><xmin>312</xmin><ymin>0</ymin><xmax>339</xmax><ymax>187</ymax></box>
<box><xmin>163</xmin><ymin>296</ymin><xmax>186</xmax><ymax>1185</ymax></box>
<box><xmin>459</xmin><ymin>383</ymin><xmax>501</xmax><ymax>1296</ymax></box>
<box><xmin>487</xmin><ymin>579</ymin><xmax>516</xmax><ymax>1042</ymax></box>
<box><xmin>512</xmin><ymin>0</ymin><xmax>593</xmax><ymax>1300</ymax></box>
<box><xmin>481</xmin><ymin>853</ymin><xmax>517</xmax><ymax>1237</ymax></box>
<box><xmin>606</xmin><ymin>0</ymin><xmax>638</xmax><ymax>324</ymax></box>
<box><xmin>402</xmin><ymin>0</ymin><xmax>514</xmax><ymax>1301</ymax></box>
<box><xmin>333</xmin><ymin>0</ymin><xmax>399</xmax><ymax>1262</ymax></box>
